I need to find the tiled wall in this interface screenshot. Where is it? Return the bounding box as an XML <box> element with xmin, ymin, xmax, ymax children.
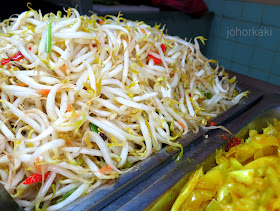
<box><xmin>203</xmin><ymin>0</ymin><xmax>280</xmax><ymax>86</ymax></box>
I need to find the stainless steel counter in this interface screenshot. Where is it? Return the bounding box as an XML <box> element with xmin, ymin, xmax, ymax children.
<box><xmin>100</xmin><ymin>74</ymin><xmax>280</xmax><ymax>211</ymax></box>
<box><xmin>60</xmin><ymin>70</ymin><xmax>276</xmax><ymax>211</ymax></box>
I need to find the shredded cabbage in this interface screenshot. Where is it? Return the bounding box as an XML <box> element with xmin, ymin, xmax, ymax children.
<box><xmin>172</xmin><ymin>119</ymin><xmax>280</xmax><ymax>211</ymax></box>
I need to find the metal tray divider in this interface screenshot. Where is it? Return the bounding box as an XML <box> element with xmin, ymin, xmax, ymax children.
<box><xmin>104</xmin><ymin>94</ymin><xmax>280</xmax><ymax>211</ymax></box>
<box><xmin>62</xmin><ymin>83</ymin><xmax>264</xmax><ymax>211</ymax></box>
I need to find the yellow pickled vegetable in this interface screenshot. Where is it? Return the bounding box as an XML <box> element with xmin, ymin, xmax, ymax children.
<box><xmin>172</xmin><ymin>118</ymin><xmax>280</xmax><ymax>211</ymax></box>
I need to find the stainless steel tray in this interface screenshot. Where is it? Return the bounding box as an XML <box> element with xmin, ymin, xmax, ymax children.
<box><xmin>102</xmin><ymin>94</ymin><xmax>280</xmax><ymax>211</ymax></box>
<box><xmin>62</xmin><ymin>81</ymin><xmax>263</xmax><ymax>211</ymax></box>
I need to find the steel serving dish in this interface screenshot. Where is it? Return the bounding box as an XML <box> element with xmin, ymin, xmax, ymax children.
<box><xmin>102</xmin><ymin>94</ymin><xmax>280</xmax><ymax>211</ymax></box>
<box><xmin>59</xmin><ymin>78</ymin><xmax>263</xmax><ymax>211</ymax></box>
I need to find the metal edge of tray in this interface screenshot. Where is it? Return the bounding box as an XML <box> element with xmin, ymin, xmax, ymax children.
<box><xmin>61</xmin><ymin>82</ymin><xmax>263</xmax><ymax>211</ymax></box>
<box><xmin>0</xmin><ymin>183</ymin><xmax>23</xmax><ymax>211</ymax></box>
<box><xmin>103</xmin><ymin>93</ymin><xmax>280</xmax><ymax>211</ymax></box>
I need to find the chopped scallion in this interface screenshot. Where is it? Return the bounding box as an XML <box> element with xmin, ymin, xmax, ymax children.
<box><xmin>56</xmin><ymin>188</ymin><xmax>77</xmax><ymax>203</ymax></box>
<box><xmin>206</xmin><ymin>92</ymin><xmax>212</xmax><ymax>99</ymax></box>
<box><xmin>45</xmin><ymin>18</ymin><xmax>54</xmax><ymax>53</ymax></box>
<box><xmin>89</xmin><ymin>122</ymin><xmax>98</xmax><ymax>133</ymax></box>
<box><xmin>57</xmin><ymin>11</ymin><xmax>62</xmax><ymax>18</ymax></box>
<box><xmin>167</xmin><ymin>122</ymin><xmax>172</xmax><ymax>135</ymax></box>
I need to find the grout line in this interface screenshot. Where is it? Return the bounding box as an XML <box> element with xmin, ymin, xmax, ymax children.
<box><xmin>226</xmin><ymin>0</ymin><xmax>280</xmax><ymax>5</ymax></box>
<box><xmin>242</xmin><ymin>0</ymin><xmax>280</xmax><ymax>6</ymax></box>
<box><xmin>259</xmin><ymin>4</ymin><xmax>273</xmax><ymax>79</ymax></box>
<box><xmin>213</xmin><ymin>35</ymin><xmax>274</xmax><ymax>53</ymax></box>
<box><xmin>207</xmin><ymin>0</ymin><xmax>279</xmax><ymax>82</ymax></box>
<box><xmin>219</xmin><ymin>14</ymin><xmax>280</xmax><ymax>28</ymax></box>
<box><xmin>214</xmin><ymin>49</ymin><xmax>270</xmax><ymax>73</ymax></box>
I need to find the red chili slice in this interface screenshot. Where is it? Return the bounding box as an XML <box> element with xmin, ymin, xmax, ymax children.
<box><xmin>1</xmin><ymin>48</ymin><xmax>30</xmax><ymax>66</ymax></box>
<box><xmin>160</xmin><ymin>44</ymin><xmax>166</xmax><ymax>53</ymax></box>
<box><xmin>223</xmin><ymin>135</ymin><xmax>242</xmax><ymax>152</ymax></box>
<box><xmin>208</xmin><ymin>121</ymin><xmax>217</xmax><ymax>126</ymax></box>
<box><xmin>23</xmin><ymin>172</ymin><xmax>50</xmax><ymax>185</ymax></box>
<box><xmin>148</xmin><ymin>54</ymin><xmax>162</xmax><ymax>64</ymax></box>
<box><xmin>11</xmin><ymin>51</ymin><xmax>24</xmax><ymax>61</ymax></box>
<box><xmin>1</xmin><ymin>58</ymin><xmax>10</xmax><ymax>66</ymax></box>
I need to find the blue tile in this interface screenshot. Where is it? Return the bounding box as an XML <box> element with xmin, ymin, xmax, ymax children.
<box><xmin>262</xmin><ymin>5</ymin><xmax>280</xmax><ymax>27</ymax></box>
<box><xmin>217</xmin><ymin>38</ymin><xmax>234</xmax><ymax>59</ymax></box>
<box><xmin>208</xmin><ymin>0</ymin><xmax>224</xmax><ymax>16</ymax></box>
<box><xmin>224</xmin><ymin>0</ymin><xmax>244</xmax><ymax>19</ymax></box>
<box><xmin>220</xmin><ymin>18</ymin><xmax>239</xmax><ymax>40</ymax></box>
<box><xmin>205</xmin><ymin>36</ymin><xmax>219</xmax><ymax>58</ymax></box>
<box><xmin>241</xmin><ymin>2</ymin><xmax>264</xmax><ymax>23</ymax></box>
<box><xmin>231</xmin><ymin>43</ymin><xmax>253</xmax><ymax>65</ymax></box>
<box><xmin>249</xmin><ymin>68</ymin><xmax>269</xmax><ymax>82</ymax></box>
<box><xmin>217</xmin><ymin>57</ymin><xmax>231</xmax><ymax>69</ymax></box>
<box><xmin>230</xmin><ymin>62</ymin><xmax>249</xmax><ymax>75</ymax></box>
<box><xmin>271</xmin><ymin>52</ymin><xmax>280</xmax><ymax>76</ymax></box>
<box><xmin>235</xmin><ymin>22</ymin><xmax>258</xmax><ymax>45</ymax></box>
<box><xmin>256</xmin><ymin>26</ymin><xmax>279</xmax><ymax>51</ymax></box>
<box><xmin>204</xmin><ymin>0</ymin><xmax>210</xmax><ymax>5</ymax></box>
<box><xmin>209</xmin><ymin>16</ymin><xmax>222</xmax><ymax>36</ymax></box>
<box><xmin>268</xmin><ymin>73</ymin><xmax>280</xmax><ymax>86</ymax></box>
<box><xmin>250</xmin><ymin>48</ymin><xmax>274</xmax><ymax>71</ymax></box>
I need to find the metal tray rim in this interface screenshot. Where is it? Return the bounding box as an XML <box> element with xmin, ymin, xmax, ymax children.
<box><xmin>62</xmin><ymin>82</ymin><xmax>264</xmax><ymax>211</ymax></box>
<box><xmin>105</xmin><ymin>93</ymin><xmax>280</xmax><ymax>211</ymax></box>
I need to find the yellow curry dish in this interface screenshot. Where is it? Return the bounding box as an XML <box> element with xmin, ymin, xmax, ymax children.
<box><xmin>172</xmin><ymin>118</ymin><xmax>280</xmax><ymax>211</ymax></box>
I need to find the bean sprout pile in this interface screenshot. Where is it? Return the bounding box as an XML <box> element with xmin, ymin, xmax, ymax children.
<box><xmin>0</xmin><ymin>7</ymin><xmax>248</xmax><ymax>210</ymax></box>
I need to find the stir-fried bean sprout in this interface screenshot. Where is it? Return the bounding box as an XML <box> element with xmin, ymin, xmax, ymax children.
<box><xmin>0</xmin><ymin>7</ymin><xmax>248</xmax><ymax>210</ymax></box>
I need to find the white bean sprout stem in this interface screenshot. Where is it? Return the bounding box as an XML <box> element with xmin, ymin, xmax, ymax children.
<box><xmin>0</xmin><ymin>7</ymin><xmax>248</xmax><ymax>210</ymax></box>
